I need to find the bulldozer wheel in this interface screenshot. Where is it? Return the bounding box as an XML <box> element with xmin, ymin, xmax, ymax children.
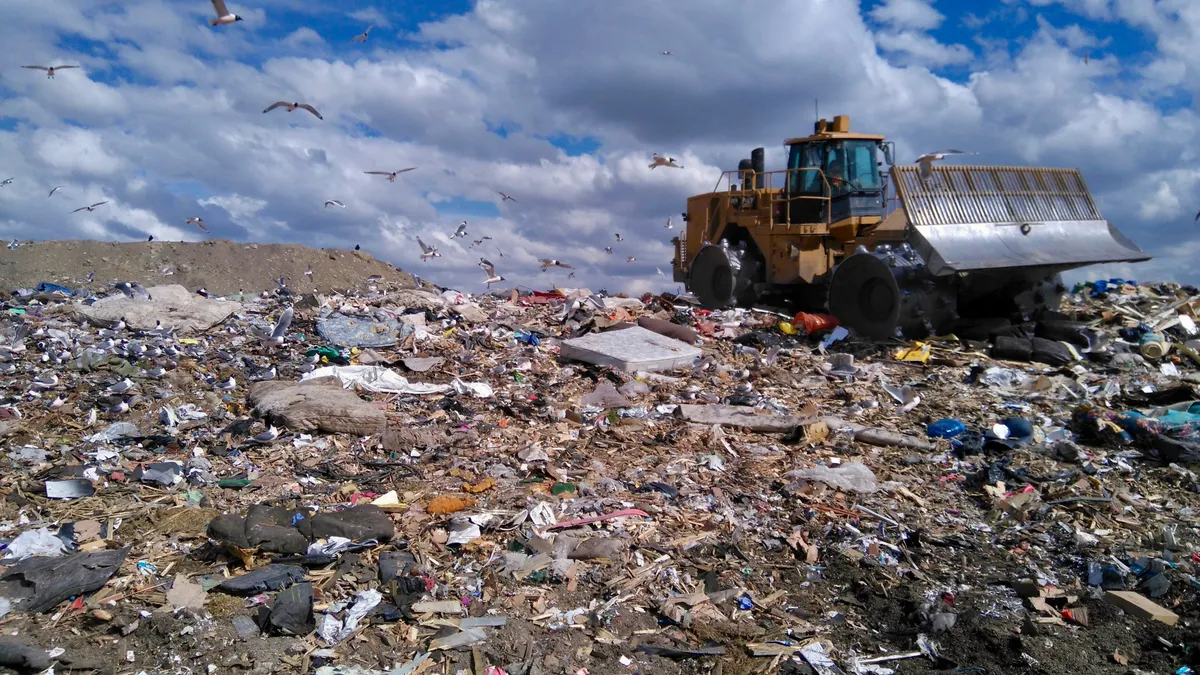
<box><xmin>828</xmin><ymin>253</ymin><xmax>902</xmax><ymax>339</ymax></box>
<box><xmin>689</xmin><ymin>245</ymin><xmax>736</xmax><ymax>310</ymax></box>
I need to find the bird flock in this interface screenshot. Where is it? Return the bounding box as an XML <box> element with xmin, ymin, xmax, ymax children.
<box><xmin>3</xmin><ymin>0</ymin><xmax>694</xmax><ymax>291</ymax></box>
<box><xmin>2</xmin><ymin>0</ymin><xmax>989</xmax><ymax>293</ymax></box>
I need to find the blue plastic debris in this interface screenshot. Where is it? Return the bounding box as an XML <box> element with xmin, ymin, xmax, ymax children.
<box><xmin>927</xmin><ymin>418</ymin><xmax>966</xmax><ymax>439</ymax></box>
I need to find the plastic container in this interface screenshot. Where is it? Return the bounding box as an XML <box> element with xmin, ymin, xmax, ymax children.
<box><xmin>1140</xmin><ymin>332</ymin><xmax>1171</xmax><ymax>360</ymax></box>
<box><xmin>927</xmin><ymin>418</ymin><xmax>966</xmax><ymax>439</ymax></box>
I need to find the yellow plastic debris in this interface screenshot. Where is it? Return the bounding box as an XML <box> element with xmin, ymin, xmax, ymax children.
<box><xmin>894</xmin><ymin>342</ymin><xmax>931</xmax><ymax>364</ymax></box>
<box><xmin>778</xmin><ymin>322</ymin><xmax>797</xmax><ymax>335</ymax></box>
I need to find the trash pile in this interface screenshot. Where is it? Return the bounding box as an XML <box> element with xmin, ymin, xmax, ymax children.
<box><xmin>0</xmin><ymin>272</ymin><xmax>1197</xmax><ymax>674</ymax></box>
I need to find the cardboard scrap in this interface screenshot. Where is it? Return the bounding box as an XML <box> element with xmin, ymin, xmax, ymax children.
<box><xmin>1105</xmin><ymin>590</ymin><xmax>1179</xmax><ymax>626</ymax></box>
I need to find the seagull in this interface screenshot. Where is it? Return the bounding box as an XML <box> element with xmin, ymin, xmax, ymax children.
<box><xmin>107</xmin><ymin>378</ymin><xmax>135</xmax><ymax>394</ymax></box>
<box><xmin>304</xmin><ymin>265</ymin><xmax>313</xmax><ymax>279</ymax></box>
<box><xmin>627</xmin><ymin>256</ymin><xmax>637</xmax><ymax>262</ymax></box>
<box><xmin>209</xmin><ymin>0</ymin><xmax>243</xmax><ymax>26</ymax></box>
<box><xmin>186</xmin><ymin>217</ymin><xmax>208</xmax><ymax>232</ymax></box>
<box><xmin>263</xmin><ymin>101</ymin><xmax>323</xmax><ymax>120</ymax></box>
<box><xmin>665</xmin><ymin>216</ymin><xmax>673</xmax><ymax>229</ymax></box>
<box><xmin>660</xmin><ymin>51</ymin><xmax>675</xmax><ymax>56</ymax></box>
<box><xmin>604</xmin><ymin>247</ymin><xmax>613</xmax><ymax>255</ymax></box>
<box><xmin>479</xmin><ymin>258</ymin><xmax>505</xmax><ymax>287</ymax></box>
<box><xmin>252</xmin><ymin>425</ymin><xmax>280</xmax><ymax>443</ymax></box>
<box><xmin>915</xmin><ymin>149</ymin><xmax>976</xmax><ymax>183</ymax></box>
<box><xmin>48</xmin><ymin>186</ymin><xmax>64</xmax><ymax>197</ymax></box>
<box><xmin>615</xmin><ymin>233</ymin><xmax>623</xmax><ymax>242</ymax></box>
<box><xmin>113</xmin><ymin>281</ymin><xmax>151</xmax><ymax>300</ymax></box>
<box><xmin>649</xmin><ymin>153</ymin><xmax>683</xmax><ymax>169</ymax></box>
<box><xmin>324</xmin><ymin>199</ymin><xmax>346</xmax><ymax>209</ymax></box>
<box><xmin>497</xmin><ymin>191</ymin><xmax>517</xmax><ymax>202</ymax></box>
<box><xmin>657</xmin><ymin>267</ymin><xmax>665</xmax><ymax>276</ymax></box>
<box><xmin>32</xmin><ymin>373</ymin><xmax>58</xmax><ymax>389</ymax></box>
<box><xmin>214</xmin><ymin>376</ymin><xmax>237</xmax><ymax>391</ymax></box>
<box><xmin>1</xmin><ymin>178</ymin><xmax>12</xmax><ymax>186</ymax></box>
<box><xmin>351</xmin><ymin>25</ymin><xmax>373</xmax><ymax>43</ymax></box>
<box><xmin>260</xmin><ymin>305</ymin><xmax>293</xmax><ymax>347</ymax></box>
<box><xmin>71</xmin><ymin>201</ymin><xmax>108</xmax><ymax>213</ymax></box>
<box><xmin>417</xmin><ymin>236</ymin><xmax>441</xmax><ymax>261</ymax></box>
<box><xmin>539</xmin><ymin>259</ymin><xmax>574</xmax><ymax>272</ymax></box>
<box><xmin>22</xmin><ymin>65</ymin><xmax>79</xmax><ymax>79</ymax></box>
<box><xmin>452</xmin><ymin>221</ymin><xmax>468</xmax><ymax>238</ymax></box>
<box><xmin>364</xmin><ymin>168</ymin><xmax>416</xmax><ymax>182</ymax></box>
<box><xmin>108</xmin><ymin>400</ymin><xmax>130</xmax><ymax>415</ymax></box>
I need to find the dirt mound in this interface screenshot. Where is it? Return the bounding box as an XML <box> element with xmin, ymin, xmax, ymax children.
<box><xmin>0</xmin><ymin>239</ymin><xmax>415</xmax><ymax>296</ymax></box>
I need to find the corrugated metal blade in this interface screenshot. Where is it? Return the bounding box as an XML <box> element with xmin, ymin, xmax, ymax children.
<box><xmin>892</xmin><ymin>165</ymin><xmax>1151</xmax><ymax>274</ymax></box>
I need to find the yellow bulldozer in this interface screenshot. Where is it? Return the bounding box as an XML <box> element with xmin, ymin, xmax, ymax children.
<box><xmin>671</xmin><ymin>115</ymin><xmax>1152</xmax><ymax>339</ymax></box>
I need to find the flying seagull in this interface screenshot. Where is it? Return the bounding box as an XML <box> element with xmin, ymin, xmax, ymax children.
<box><xmin>1</xmin><ymin>178</ymin><xmax>12</xmax><ymax>186</ymax></box>
<box><xmin>665</xmin><ymin>216</ymin><xmax>673</xmax><ymax>229</ymax></box>
<box><xmin>209</xmin><ymin>0</ymin><xmax>243</xmax><ymax>26</ymax></box>
<box><xmin>915</xmin><ymin>149</ymin><xmax>976</xmax><ymax>183</ymax></box>
<box><xmin>71</xmin><ymin>201</ymin><xmax>108</xmax><ymax>213</ymax></box>
<box><xmin>604</xmin><ymin>247</ymin><xmax>613</xmax><ymax>255</ymax></box>
<box><xmin>257</xmin><ymin>305</ymin><xmax>293</xmax><ymax>347</ymax></box>
<box><xmin>626</xmin><ymin>256</ymin><xmax>636</xmax><ymax>262</ymax></box>
<box><xmin>22</xmin><ymin>65</ymin><xmax>79</xmax><ymax>79</ymax></box>
<box><xmin>351</xmin><ymin>25</ymin><xmax>373</xmax><ymax>43</ymax></box>
<box><xmin>498</xmin><ymin>191</ymin><xmax>517</xmax><ymax>202</ymax></box>
<box><xmin>364</xmin><ymin>168</ymin><xmax>416</xmax><ymax>181</ymax></box>
<box><xmin>417</xmin><ymin>236</ymin><xmax>441</xmax><ymax>261</ymax></box>
<box><xmin>539</xmin><ymin>259</ymin><xmax>574</xmax><ymax>272</ymax></box>
<box><xmin>660</xmin><ymin>51</ymin><xmax>675</xmax><ymax>56</ymax></box>
<box><xmin>186</xmin><ymin>217</ymin><xmax>208</xmax><ymax>232</ymax></box>
<box><xmin>649</xmin><ymin>153</ymin><xmax>683</xmax><ymax>169</ymax></box>
<box><xmin>452</xmin><ymin>220</ymin><xmax>468</xmax><ymax>238</ymax></box>
<box><xmin>47</xmin><ymin>186</ymin><xmax>64</xmax><ymax>197</ymax></box>
<box><xmin>479</xmin><ymin>258</ymin><xmax>505</xmax><ymax>287</ymax></box>
<box><xmin>324</xmin><ymin>199</ymin><xmax>346</xmax><ymax>209</ymax></box>
<box><xmin>614</xmin><ymin>233</ymin><xmax>623</xmax><ymax>242</ymax></box>
<box><xmin>263</xmin><ymin>101</ymin><xmax>323</xmax><ymax>120</ymax></box>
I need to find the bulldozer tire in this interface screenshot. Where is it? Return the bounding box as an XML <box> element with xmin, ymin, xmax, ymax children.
<box><xmin>827</xmin><ymin>253</ymin><xmax>903</xmax><ymax>339</ymax></box>
<box><xmin>689</xmin><ymin>245</ymin><xmax>737</xmax><ymax>310</ymax></box>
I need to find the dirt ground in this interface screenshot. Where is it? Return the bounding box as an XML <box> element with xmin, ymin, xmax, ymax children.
<box><xmin>0</xmin><ymin>239</ymin><xmax>415</xmax><ymax>296</ymax></box>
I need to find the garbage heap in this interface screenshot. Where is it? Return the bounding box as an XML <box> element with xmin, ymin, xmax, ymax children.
<box><xmin>0</xmin><ymin>276</ymin><xmax>1197</xmax><ymax>675</ymax></box>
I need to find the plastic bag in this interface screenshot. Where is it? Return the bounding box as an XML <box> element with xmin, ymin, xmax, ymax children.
<box><xmin>788</xmin><ymin>461</ymin><xmax>877</xmax><ymax>494</ymax></box>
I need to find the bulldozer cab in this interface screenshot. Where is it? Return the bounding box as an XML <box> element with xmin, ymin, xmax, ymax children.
<box><xmin>785</xmin><ymin>137</ymin><xmax>886</xmax><ymax>224</ymax></box>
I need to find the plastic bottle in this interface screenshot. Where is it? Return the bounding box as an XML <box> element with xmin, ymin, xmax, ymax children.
<box><xmin>1140</xmin><ymin>332</ymin><xmax>1171</xmax><ymax>360</ymax></box>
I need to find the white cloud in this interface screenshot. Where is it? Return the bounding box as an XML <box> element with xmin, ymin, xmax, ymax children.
<box><xmin>870</xmin><ymin>0</ymin><xmax>946</xmax><ymax>31</ymax></box>
<box><xmin>0</xmin><ymin>0</ymin><xmax>1195</xmax><ymax>298</ymax></box>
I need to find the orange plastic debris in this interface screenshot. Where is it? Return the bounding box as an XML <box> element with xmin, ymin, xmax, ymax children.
<box><xmin>793</xmin><ymin>312</ymin><xmax>839</xmax><ymax>334</ymax></box>
<box><xmin>427</xmin><ymin>495</ymin><xmax>476</xmax><ymax>514</ymax></box>
<box><xmin>463</xmin><ymin>478</ymin><xmax>496</xmax><ymax>494</ymax></box>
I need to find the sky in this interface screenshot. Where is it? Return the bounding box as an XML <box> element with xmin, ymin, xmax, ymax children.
<box><xmin>0</xmin><ymin>0</ymin><xmax>1198</xmax><ymax>296</ymax></box>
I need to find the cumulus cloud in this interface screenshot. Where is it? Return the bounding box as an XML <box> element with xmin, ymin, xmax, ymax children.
<box><xmin>0</xmin><ymin>0</ymin><xmax>1196</xmax><ymax>296</ymax></box>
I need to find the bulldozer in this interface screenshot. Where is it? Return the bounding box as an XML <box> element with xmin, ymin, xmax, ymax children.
<box><xmin>671</xmin><ymin>115</ymin><xmax>1152</xmax><ymax>339</ymax></box>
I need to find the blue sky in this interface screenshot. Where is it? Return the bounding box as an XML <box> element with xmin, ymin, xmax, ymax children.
<box><xmin>1</xmin><ymin>0</ymin><xmax>1199</xmax><ymax>294</ymax></box>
